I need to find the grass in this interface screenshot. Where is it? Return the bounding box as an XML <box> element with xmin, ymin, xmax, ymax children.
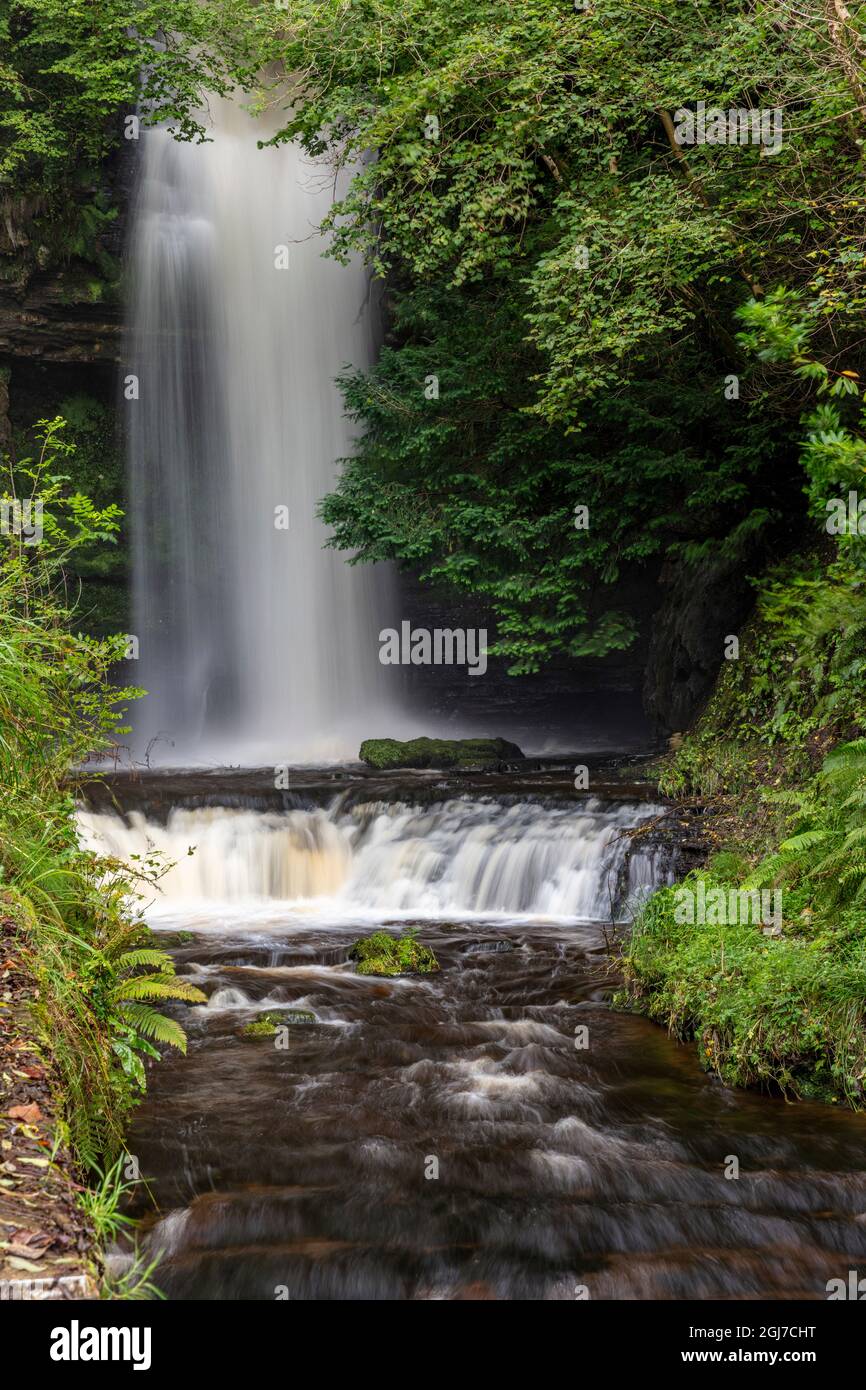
<box><xmin>0</xmin><ymin>420</ymin><xmax>201</xmax><ymax>1294</ymax></box>
<box><xmin>100</xmin><ymin>1248</ymin><xmax>166</xmax><ymax>1301</ymax></box>
<box><xmin>77</xmin><ymin>1153</ymin><xmax>139</xmax><ymax>1242</ymax></box>
<box><xmin>626</xmin><ymin>551</ymin><xmax>866</xmax><ymax>1107</ymax></box>
<box><xmin>621</xmin><ymin>873</ymin><xmax>866</xmax><ymax>1106</ymax></box>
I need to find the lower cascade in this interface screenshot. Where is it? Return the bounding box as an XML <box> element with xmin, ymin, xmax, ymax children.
<box><xmin>77</xmin><ymin>797</ymin><xmax>666</xmax><ymax>918</ymax></box>
<box><xmin>90</xmin><ymin>784</ymin><xmax>866</xmax><ymax>1303</ymax></box>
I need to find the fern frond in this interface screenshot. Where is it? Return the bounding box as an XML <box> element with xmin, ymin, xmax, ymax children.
<box><xmin>761</xmin><ymin>788</ymin><xmax>811</xmax><ymax>809</ymax></box>
<box><xmin>113</xmin><ymin>974</ymin><xmax>206</xmax><ymax>1004</ymax></box>
<box><xmin>120</xmin><ymin>1002</ymin><xmax>188</xmax><ymax>1052</ymax></box>
<box><xmin>116</xmin><ymin>949</ymin><xmax>175</xmax><ymax>972</ymax></box>
<box><xmin>743</xmin><ymin>854</ymin><xmax>790</xmax><ymax>888</ymax></box>
<box><xmin>778</xmin><ymin>830</ymin><xmax>829</xmax><ymax>853</ymax></box>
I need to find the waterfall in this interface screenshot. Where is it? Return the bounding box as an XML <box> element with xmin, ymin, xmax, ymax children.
<box><xmin>77</xmin><ymin>798</ymin><xmax>667</xmax><ymax>919</ymax></box>
<box><xmin>126</xmin><ymin>98</ymin><xmax>407</xmax><ymax>765</ymax></box>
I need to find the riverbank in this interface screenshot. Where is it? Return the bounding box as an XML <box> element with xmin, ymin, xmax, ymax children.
<box><xmin>0</xmin><ymin>915</ymin><xmax>95</xmax><ymax>1300</ymax></box>
<box><xmin>620</xmin><ymin>551</ymin><xmax>866</xmax><ymax>1108</ymax></box>
<box><xmin>0</xmin><ymin>433</ymin><xmax>208</xmax><ymax>1300</ymax></box>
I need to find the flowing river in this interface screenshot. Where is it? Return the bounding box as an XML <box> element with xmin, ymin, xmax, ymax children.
<box><xmin>79</xmin><ymin>779</ymin><xmax>866</xmax><ymax>1301</ymax></box>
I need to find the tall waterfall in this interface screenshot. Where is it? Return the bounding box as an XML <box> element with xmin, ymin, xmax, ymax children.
<box><xmin>127</xmin><ymin>99</ymin><xmax>406</xmax><ymax>765</ymax></box>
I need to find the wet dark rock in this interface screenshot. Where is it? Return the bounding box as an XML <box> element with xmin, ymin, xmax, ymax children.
<box><xmin>643</xmin><ymin>552</ymin><xmax>760</xmax><ymax>736</ymax></box>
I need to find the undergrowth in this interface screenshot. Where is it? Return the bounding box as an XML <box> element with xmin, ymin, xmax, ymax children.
<box><xmin>628</xmin><ymin>542</ymin><xmax>866</xmax><ymax>1105</ymax></box>
<box><xmin>0</xmin><ymin>419</ymin><xmax>204</xmax><ymax>1173</ymax></box>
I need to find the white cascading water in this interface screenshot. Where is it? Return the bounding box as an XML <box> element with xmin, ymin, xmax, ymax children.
<box><xmin>127</xmin><ymin>98</ymin><xmax>410</xmax><ymax>764</ymax></box>
<box><xmin>77</xmin><ymin>799</ymin><xmax>667</xmax><ymax>920</ymax></box>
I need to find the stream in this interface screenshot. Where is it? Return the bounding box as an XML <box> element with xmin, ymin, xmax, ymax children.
<box><xmin>79</xmin><ymin>780</ymin><xmax>866</xmax><ymax>1301</ymax></box>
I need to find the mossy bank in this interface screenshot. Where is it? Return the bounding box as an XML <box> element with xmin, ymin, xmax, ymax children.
<box><xmin>622</xmin><ymin>548</ymin><xmax>866</xmax><ymax>1108</ymax></box>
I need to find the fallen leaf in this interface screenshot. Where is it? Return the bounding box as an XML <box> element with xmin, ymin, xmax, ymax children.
<box><xmin>9</xmin><ymin>1229</ymin><xmax>42</xmax><ymax>1245</ymax></box>
<box><xmin>6</xmin><ymin>1241</ymin><xmax>46</xmax><ymax>1259</ymax></box>
<box><xmin>6</xmin><ymin>1104</ymin><xmax>43</xmax><ymax>1124</ymax></box>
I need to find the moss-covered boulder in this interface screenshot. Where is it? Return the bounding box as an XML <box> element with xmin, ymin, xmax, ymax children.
<box><xmin>239</xmin><ymin>1013</ymin><xmax>281</xmax><ymax>1039</ymax></box>
<box><xmin>359</xmin><ymin>736</ymin><xmax>523</xmax><ymax>770</ymax></box>
<box><xmin>349</xmin><ymin>929</ymin><xmax>440</xmax><ymax>977</ymax></box>
<box><xmin>239</xmin><ymin>1008</ymin><xmax>317</xmax><ymax>1038</ymax></box>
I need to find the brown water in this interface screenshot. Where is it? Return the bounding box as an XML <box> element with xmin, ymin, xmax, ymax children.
<box><xmin>127</xmin><ymin>911</ymin><xmax>866</xmax><ymax>1301</ymax></box>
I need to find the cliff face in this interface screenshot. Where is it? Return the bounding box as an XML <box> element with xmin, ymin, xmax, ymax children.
<box><xmin>0</xmin><ymin>149</ymin><xmax>134</xmax><ymax>638</ymax></box>
<box><xmin>0</xmin><ymin>265</ymin><xmax>121</xmax><ymax>367</ymax></box>
<box><xmin>0</xmin><ymin>139</ymin><xmax>133</xmax><ymax>426</ymax></box>
<box><xmin>396</xmin><ymin>565</ymin><xmax>660</xmax><ymax>753</ymax></box>
<box><xmin>642</xmin><ymin>554</ymin><xmax>758</xmax><ymax>739</ymax></box>
<box><xmin>0</xmin><ymin>248</ymin><xmax>121</xmax><ymax>454</ymax></box>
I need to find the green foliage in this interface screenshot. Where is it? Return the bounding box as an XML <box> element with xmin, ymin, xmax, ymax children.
<box><xmin>0</xmin><ymin>0</ymin><xmax>264</xmax><ymax>185</ymax></box>
<box><xmin>100</xmin><ymin>1247</ymin><xmax>165</xmax><ymax>1301</ymax></box>
<box><xmin>268</xmin><ymin>0</ymin><xmax>866</xmax><ymax>664</ymax></box>
<box><xmin>736</xmin><ymin>287</ymin><xmax>866</xmax><ymax>562</ymax></box>
<box><xmin>321</xmin><ymin>285</ymin><xmax>786</xmax><ymax>671</ymax></box>
<box><xmin>745</xmin><ymin>740</ymin><xmax>866</xmax><ymax>913</ymax></box>
<box><xmin>0</xmin><ymin>0</ymin><xmax>265</xmax><ymax>268</ymax></box>
<box><xmin>660</xmin><ymin>547</ymin><xmax>866</xmax><ymax>800</ymax></box>
<box><xmin>643</xmin><ymin>595</ymin><xmax>866</xmax><ymax>1109</ymax></box>
<box><xmin>77</xmin><ymin>1152</ymin><xmax>138</xmax><ymax>1242</ymax></box>
<box><xmin>240</xmin><ymin>1013</ymin><xmax>281</xmax><ymax>1039</ymax></box>
<box><xmin>349</xmin><ymin>928</ymin><xmax>440</xmax><ymax>977</ymax></box>
<box><xmin>0</xmin><ymin>417</ymin><xmax>203</xmax><ymax>1165</ymax></box>
<box><xmin>621</xmin><ymin>874</ymin><xmax>866</xmax><ymax>1107</ymax></box>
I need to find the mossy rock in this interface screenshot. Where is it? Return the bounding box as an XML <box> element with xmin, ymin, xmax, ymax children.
<box><xmin>159</xmin><ymin>930</ymin><xmax>195</xmax><ymax>947</ymax></box>
<box><xmin>239</xmin><ymin>1009</ymin><xmax>317</xmax><ymax>1038</ymax></box>
<box><xmin>359</xmin><ymin>736</ymin><xmax>523</xmax><ymax>770</ymax></box>
<box><xmin>349</xmin><ymin>929</ymin><xmax>440</xmax><ymax>977</ymax></box>
<box><xmin>239</xmin><ymin>1012</ymin><xmax>281</xmax><ymax>1039</ymax></box>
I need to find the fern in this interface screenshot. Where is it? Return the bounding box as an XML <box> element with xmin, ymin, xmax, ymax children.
<box><xmin>112</xmin><ymin>974</ymin><xmax>204</xmax><ymax>1004</ymax></box>
<box><xmin>119</xmin><ymin>1002</ymin><xmax>188</xmax><ymax>1053</ymax></box>
<box><xmin>115</xmin><ymin>948</ymin><xmax>176</xmax><ymax>971</ymax></box>
<box><xmin>779</xmin><ymin>830</ymin><xmax>829</xmax><ymax>853</ymax></box>
<box><xmin>743</xmin><ymin>739</ymin><xmax>866</xmax><ymax>909</ymax></box>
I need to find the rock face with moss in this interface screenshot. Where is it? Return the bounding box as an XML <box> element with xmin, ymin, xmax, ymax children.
<box><xmin>349</xmin><ymin>930</ymin><xmax>440</xmax><ymax>977</ymax></box>
<box><xmin>359</xmin><ymin>736</ymin><xmax>523</xmax><ymax>770</ymax></box>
